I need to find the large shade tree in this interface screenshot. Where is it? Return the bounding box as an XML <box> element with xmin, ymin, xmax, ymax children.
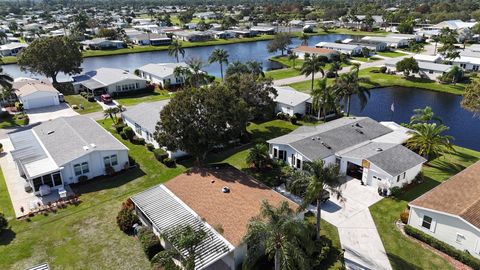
<box><xmin>267</xmin><ymin>33</ymin><xmax>292</xmax><ymax>56</ymax></box>
<box><xmin>243</xmin><ymin>200</ymin><xmax>310</xmax><ymax>270</ymax></box>
<box><xmin>17</xmin><ymin>36</ymin><xmax>82</xmax><ymax>83</ymax></box>
<box><xmin>461</xmin><ymin>79</ymin><xmax>480</xmax><ymax>117</ymax></box>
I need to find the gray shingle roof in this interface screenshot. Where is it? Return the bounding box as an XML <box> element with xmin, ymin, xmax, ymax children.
<box><xmin>131</xmin><ymin>185</ymin><xmax>232</xmax><ymax>270</ymax></box>
<box><xmin>121</xmin><ymin>100</ymin><xmax>170</xmax><ymax>134</ymax></box>
<box><xmin>268</xmin><ymin>117</ymin><xmax>393</xmax><ymax>161</ymax></box>
<box><xmin>367</xmin><ymin>144</ymin><xmax>426</xmax><ymax>176</ymax></box>
<box><xmin>32</xmin><ymin>116</ymin><xmax>128</xmax><ymax>166</ymax></box>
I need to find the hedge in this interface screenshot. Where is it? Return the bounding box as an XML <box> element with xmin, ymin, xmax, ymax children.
<box><xmin>153</xmin><ymin>148</ymin><xmax>168</xmax><ymax>162</ymax></box>
<box><xmin>138</xmin><ymin>227</ymin><xmax>163</xmax><ymax>260</ymax></box>
<box><xmin>123</xmin><ymin>126</ymin><xmax>135</xmax><ymax>140</ymax></box>
<box><xmin>163</xmin><ymin>158</ymin><xmax>176</xmax><ymax>168</ymax></box>
<box><xmin>116</xmin><ymin>208</ymin><xmax>139</xmax><ymax>234</ymax></box>
<box><xmin>404</xmin><ymin>225</ymin><xmax>480</xmax><ymax>269</ymax></box>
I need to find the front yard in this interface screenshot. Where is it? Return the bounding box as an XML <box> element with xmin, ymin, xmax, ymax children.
<box><xmin>370</xmin><ymin>146</ymin><xmax>480</xmax><ymax>270</ymax></box>
<box><xmin>115</xmin><ymin>89</ymin><xmax>172</xmax><ymax>106</ymax></box>
<box><xmin>63</xmin><ymin>94</ymin><xmax>102</xmax><ymax>114</ymax></box>
<box><xmin>376</xmin><ymin>51</ymin><xmax>408</xmax><ymax>58</ymax></box>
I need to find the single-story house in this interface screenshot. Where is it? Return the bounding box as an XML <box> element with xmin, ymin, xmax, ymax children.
<box><xmin>273</xmin><ymin>86</ymin><xmax>311</xmax><ymax>116</ymax></box>
<box><xmin>267</xmin><ymin>117</ymin><xmax>426</xmax><ymax>191</ymax></box>
<box><xmin>387</xmin><ymin>33</ymin><xmax>423</xmax><ymax>42</ymax></box>
<box><xmin>452</xmin><ymin>56</ymin><xmax>480</xmax><ymax>72</ymax></box>
<box><xmin>131</xmin><ymin>165</ymin><xmax>301</xmax><ymax>270</ymax></box>
<box><xmin>344</xmin><ymin>39</ymin><xmax>387</xmax><ymax>52</ymax></box>
<box><xmin>408</xmin><ymin>161</ymin><xmax>480</xmax><ymax>259</ymax></box>
<box><xmin>209</xmin><ymin>30</ymin><xmax>235</xmax><ymax>39</ymax></box>
<box><xmin>173</xmin><ymin>31</ymin><xmax>213</xmax><ymax>42</ymax></box>
<box><xmin>468</xmin><ymin>44</ymin><xmax>480</xmax><ymax>52</ymax></box>
<box><xmin>130</xmin><ymin>33</ymin><xmax>171</xmax><ymax>46</ymax></box>
<box><xmin>193</xmin><ymin>11</ymin><xmax>219</xmax><ymax>20</ymax></box>
<box><xmin>0</xmin><ymin>42</ymin><xmax>28</xmax><ymax>56</ymax></box>
<box><xmin>230</xmin><ymin>29</ymin><xmax>256</xmax><ymax>38</ymax></box>
<box><xmin>72</xmin><ymin>68</ymin><xmax>148</xmax><ymax>96</ymax></box>
<box><xmin>292</xmin><ymin>45</ymin><xmax>339</xmax><ymax>60</ymax></box>
<box><xmin>81</xmin><ymin>38</ymin><xmax>126</xmax><ymax>50</ymax></box>
<box><xmin>9</xmin><ymin>116</ymin><xmax>129</xmax><ymax>195</ymax></box>
<box><xmin>315</xmin><ymin>42</ymin><xmax>363</xmax><ymax>56</ymax></box>
<box><xmin>362</xmin><ymin>36</ymin><xmax>410</xmax><ymax>48</ymax></box>
<box><xmin>12</xmin><ymin>78</ymin><xmax>60</xmax><ymax>109</ymax></box>
<box><xmin>250</xmin><ymin>26</ymin><xmax>276</xmax><ymax>35</ymax></box>
<box><xmin>137</xmin><ymin>62</ymin><xmax>187</xmax><ymax>88</ymax></box>
<box><xmin>413</xmin><ymin>54</ymin><xmax>443</xmax><ymax>64</ymax></box>
<box><xmin>121</xmin><ymin>100</ymin><xmax>187</xmax><ymax>159</ymax></box>
<box><xmin>385</xmin><ymin>58</ymin><xmax>455</xmax><ymax>78</ymax></box>
<box><xmin>289</xmin><ymin>20</ymin><xmax>305</xmax><ymax>27</ymax></box>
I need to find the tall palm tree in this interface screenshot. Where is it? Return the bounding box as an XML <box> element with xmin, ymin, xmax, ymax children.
<box><xmin>410</xmin><ymin>106</ymin><xmax>442</xmax><ymax>125</ymax></box>
<box><xmin>294</xmin><ymin>160</ymin><xmax>343</xmax><ymax>240</ymax></box>
<box><xmin>311</xmin><ymin>79</ymin><xmax>337</xmax><ymax>121</ymax></box>
<box><xmin>300</xmin><ymin>54</ymin><xmax>327</xmax><ymax>92</ymax></box>
<box><xmin>333</xmin><ymin>67</ymin><xmax>370</xmax><ymax>116</ymax></box>
<box><xmin>174</xmin><ymin>58</ymin><xmax>208</xmax><ymax>87</ymax></box>
<box><xmin>406</xmin><ymin>123</ymin><xmax>454</xmax><ymax>161</ymax></box>
<box><xmin>103</xmin><ymin>107</ymin><xmax>120</xmax><ymax>124</ymax></box>
<box><xmin>151</xmin><ymin>225</ymin><xmax>207</xmax><ymax>270</ymax></box>
<box><xmin>328</xmin><ymin>61</ymin><xmax>342</xmax><ymax>78</ymax></box>
<box><xmin>288</xmin><ymin>53</ymin><xmax>299</xmax><ymax>69</ymax></box>
<box><xmin>246</xmin><ymin>143</ymin><xmax>270</xmax><ymax>169</ymax></box>
<box><xmin>243</xmin><ymin>200</ymin><xmax>309</xmax><ymax>270</ymax></box>
<box><xmin>299</xmin><ymin>33</ymin><xmax>310</xmax><ymax>46</ymax></box>
<box><xmin>168</xmin><ymin>40</ymin><xmax>185</xmax><ymax>63</ymax></box>
<box><xmin>246</xmin><ymin>60</ymin><xmax>264</xmax><ymax>78</ymax></box>
<box><xmin>432</xmin><ymin>35</ymin><xmax>440</xmax><ymax>55</ymax></box>
<box><xmin>208</xmin><ymin>48</ymin><xmax>229</xmax><ymax>80</ymax></box>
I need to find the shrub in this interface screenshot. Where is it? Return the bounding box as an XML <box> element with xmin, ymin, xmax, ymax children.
<box><xmin>116</xmin><ymin>208</ymin><xmax>139</xmax><ymax>234</ymax></box>
<box><xmin>15</xmin><ymin>102</ymin><xmax>23</xmax><ymax>111</ymax></box>
<box><xmin>290</xmin><ymin>115</ymin><xmax>298</xmax><ymax>125</ymax></box>
<box><xmin>87</xmin><ymin>94</ymin><xmax>95</xmax><ymax>102</ymax></box>
<box><xmin>400</xmin><ymin>210</ymin><xmax>409</xmax><ymax>224</ymax></box>
<box><xmin>131</xmin><ymin>136</ymin><xmax>146</xmax><ymax>145</ymax></box>
<box><xmin>138</xmin><ymin>227</ymin><xmax>162</xmax><ymax>260</ymax></box>
<box><xmin>0</xmin><ymin>143</ymin><xmax>3</xmax><ymax>152</ymax></box>
<box><xmin>128</xmin><ymin>156</ymin><xmax>136</xmax><ymax>167</ymax></box>
<box><xmin>389</xmin><ymin>186</ymin><xmax>402</xmax><ymax>197</ymax></box>
<box><xmin>162</xmin><ymin>158</ymin><xmax>176</xmax><ymax>168</ymax></box>
<box><xmin>105</xmin><ymin>165</ymin><xmax>115</xmax><ymax>176</ymax></box>
<box><xmin>146</xmin><ymin>143</ymin><xmax>155</xmax><ymax>151</ymax></box>
<box><xmin>123</xmin><ymin>126</ymin><xmax>135</xmax><ymax>140</ymax></box>
<box><xmin>122</xmin><ymin>198</ymin><xmax>135</xmax><ymax>210</ymax></box>
<box><xmin>114</xmin><ymin>124</ymin><xmax>126</xmax><ymax>133</ymax></box>
<box><xmin>379</xmin><ymin>66</ymin><xmax>387</xmax><ymax>73</ymax></box>
<box><xmin>78</xmin><ymin>175</ymin><xmax>88</xmax><ymax>183</ymax></box>
<box><xmin>153</xmin><ymin>148</ymin><xmax>168</xmax><ymax>162</ymax></box>
<box><xmin>0</xmin><ymin>213</ymin><xmax>8</xmax><ymax>232</ymax></box>
<box><xmin>404</xmin><ymin>225</ymin><xmax>480</xmax><ymax>269</ymax></box>
<box><xmin>120</xmin><ymin>131</ymin><xmax>128</xmax><ymax>140</ymax></box>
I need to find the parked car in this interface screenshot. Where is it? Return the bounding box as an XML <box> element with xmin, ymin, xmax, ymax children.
<box><xmin>100</xmin><ymin>94</ymin><xmax>113</xmax><ymax>104</ymax></box>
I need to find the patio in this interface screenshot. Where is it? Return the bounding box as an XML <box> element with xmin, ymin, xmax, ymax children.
<box><xmin>0</xmin><ymin>138</ymin><xmax>75</xmax><ymax>218</ymax></box>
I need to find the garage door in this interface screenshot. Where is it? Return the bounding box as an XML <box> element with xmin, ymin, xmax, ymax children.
<box><xmin>25</xmin><ymin>96</ymin><xmax>56</xmax><ymax>109</ymax></box>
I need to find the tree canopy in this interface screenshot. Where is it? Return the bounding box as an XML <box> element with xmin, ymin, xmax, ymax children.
<box><xmin>395</xmin><ymin>57</ymin><xmax>419</xmax><ymax>77</ymax></box>
<box><xmin>17</xmin><ymin>36</ymin><xmax>82</xmax><ymax>83</ymax></box>
<box><xmin>267</xmin><ymin>33</ymin><xmax>292</xmax><ymax>56</ymax></box>
<box><xmin>461</xmin><ymin>79</ymin><xmax>480</xmax><ymax>117</ymax></box>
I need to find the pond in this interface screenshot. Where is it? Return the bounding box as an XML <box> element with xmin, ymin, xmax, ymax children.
<box><xmin>349</xmin><ymin>86</ymin><xmax>480</xmax><ymax>151</ymax></box>
<box><xmin>2</xmin><ymin>33</ymin><xmax>351</xmax><ymax>81</ymax></box>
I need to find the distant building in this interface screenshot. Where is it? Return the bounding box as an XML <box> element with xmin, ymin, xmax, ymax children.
<box><xmin>81</xmin><ymin>38</ymin><xmax>126</xmax><ymax>50</ymax></box>
<box><xmin>316</xmin><ymin>42</ymin><xmax>363</xmax><ymax>55</ymax></box>
<box><xmin>137</xmin><ymin>62</ymin><xmax>188</xmax><ymax>88</ymax></box>
<box><xmin>173</xmin><ymin>31</ymin><xmax>213</xmax><ymax>42</ymax></box>
<box><xmin>292</xmin><ymin>45</ymin><xmax>339</xmax><ymax>59</ymax></box>
<box><xmin>385</xmin><ymin>58</ymin><xmax>456</xmax><ymax>79</ymax></box>
<box><xmin>344</xmin><ymin>39</ymin><xmax>387</xmax><ymax>52</ymax></box>
<box><xmin>130</xmin><ymin>33</ymin><xmax>171</xmax><ymax>46</ymax></box>
<box><xmin>362</xmin><ymin>36</ymin><xmax>410</xmax><ymax>48</ymax></box>
<box><xmin>0</xmin><ymin>42</ymin><xmax>28</xmax><ymax>56</ymax></box>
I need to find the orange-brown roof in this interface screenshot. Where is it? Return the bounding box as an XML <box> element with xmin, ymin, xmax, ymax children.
<box><xmin>293</xmin><ymin>45</ymin><xmax>337</xmax><ymax>55</ymax></box>
<box><xmin>410</xmin><ymin>161</ymin><xmax>480</xmax><ymax>229</ymax></box>
<box><xmin>164</xmin><ymin>165</ymin><xmax>299</xmax><ymax>246</ymax></box>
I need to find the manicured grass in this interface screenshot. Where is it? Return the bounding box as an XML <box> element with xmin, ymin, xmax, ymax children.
<box><xmin>0</xmin><ymin>56</ymin><xmax>17</xmax><ymax>65</ymax></box>
<box><xmin>351</xmin><ymin>56</ymin><xmax>382</xmax><ymax>62</ymax></box>
<box><xmin>270</xmin><ymin>55</ymin><xmax>305</xmax><ymax>69</ymax></box>
<box><xmin>0</xmin><ymin>118</ymin><xmax>186</xmax><ymax>269</ymax></box>
<box><xmin>63</xmin><ymin>94</ymin><xmax>102</xmax><ymax>114</ymax></box>
<box><xmin>289</xmin><ymin>67</ymin><xmax>467</xmax><ymax>95</ymax></box>
<box><xmin>0</xmin><ymin>114</ymin><xmax>24</xmax><ymax>129</ymax></box>
<box><xmin>115</xmin><ymin>89</ymin><xmax>173</xmax><ymax>106</ymax></box>
<box><xmin>325</xmin><ymin>28</ymin><xmax>388</xmax><ymax>36</ymax></box>
<box><xmin>266</xmin><ymin>68</ymin><xmax>301</xmax><ymax>80</ymax></box>
<box><xmin>377</xmin><ymin>51</ymin><xmax>408</xmax><ymax>58</ymax></box>
<box><xmin>370</xmin><ymin>146</ymin><xmax>480</xmax><ymax>270</ymax></box>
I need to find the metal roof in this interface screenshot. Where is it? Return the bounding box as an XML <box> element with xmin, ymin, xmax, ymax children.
<box><xmin>138</xmin><ymin>62</ymin><xmax>188</xmax><ymax>79</ymax></box>
<box><xmin>122</xmin><ymin>100</ymin><xmax>170</xmax><ymax>134</ymax></box>
<box><xmin>273</xmin><ymin>86</ymin><xmax>311</xmax><ymax>107</ymax></box>
<box><xmin>131</xmin><ymin>185</ymin><xmax>233</xmax><ymax>270</ymax></box>
<box><xmin>25</xmin><ymin>263</ymin><xmax>49</xmax><ymax>270</ymax></box>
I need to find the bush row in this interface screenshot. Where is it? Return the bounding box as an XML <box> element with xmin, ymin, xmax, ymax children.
<box><xmin>79</xmin><ymin>91</ymin><xmax>95</xmax><ymax>102</ymax></box>
<box><xmin>153</xmin><ymin>148</ymin><xmax>176</xmax><ymax>168</ymax></box>
<box><xmin>138</xmin><ymin>227</ymin><xmax>163</xmax><ymax>260</ymax></box>
<box><xmin>404</xmin><ymin>225</ymin><xmax>480</xmax><ymax>269</ymax></box>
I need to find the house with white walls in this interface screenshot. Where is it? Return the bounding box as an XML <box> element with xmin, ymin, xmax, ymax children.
<box><xmin>137</xmin><ymin>62</ymin><xmax>187</xmax><ymax>88</ymax></box>
<box><xmin>267</xmin><ymin>117</ymin><xmax>426</xmax><ymax>192</ymax></box>
<box><xmin>408</xmin><ymin>161</ymin><xmax>480</xmax><ymax>259</ymax></box>
<box><xmin>13</xmin><ymin>78</ymin><xmax>60</xmax><ymax>109</ymax></box>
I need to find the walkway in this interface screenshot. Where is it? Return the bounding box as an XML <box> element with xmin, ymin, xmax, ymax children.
<box><xmin>277</xmin><ymin>178</ymin><xmax>392</xmax><ymax>270</ymax></box>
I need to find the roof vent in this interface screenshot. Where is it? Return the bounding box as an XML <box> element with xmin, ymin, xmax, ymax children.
<box><xmin>211</xmin><ymin>180</ymin><xmax>215</xmax><ymax>184</ymax></box>
<box><xmin>222</xmin><ymin>186</ymin><xmax>230</xmax><ymax>193</ymax></box>
<box><xmin>321</xmin><ymin>142</ymin><xmax>332</xmax><ymax>149</ymax></box>
<box><xmin>83</xmin><ymin>145</ymin><xmax>89</xmax><ymax>151</ymax></box>
<box><xmin>355</xmin><ymin>123</ymin><xmax>362</xmax><ymax>128</ymax></box>
<box><xmin>90</xmin><ymin>143</ymin><xmax>96</xmax><ymax>148</ymax></box>
<box><xmin>47</xmin><ymin>130</ymin><xmax>55</xmax><ymax>135</ymax></box>
<box><xmin>376</xmin><ymin>148</ymin><xmax>383</xmax><ymax>152</ymax></box>
<box><xmin>355</xmin><ymin>129</ymin><xmax>364</xmax><ymax>134</ymax></box>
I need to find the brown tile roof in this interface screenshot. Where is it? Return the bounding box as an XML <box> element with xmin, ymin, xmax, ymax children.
<box><xmin>293</xmin><ymin>45</ymin><xmax>337</xmax><ymax>55</ymax></box>
<box><xmin>410</xmin><ymin>161</ymin><xmax>480</xmax><ymax>229</ymax></box>
<box><xmin>164</xmin><ymin>165</ymin><xmax>299</xmax><ymax>246</ymax></box>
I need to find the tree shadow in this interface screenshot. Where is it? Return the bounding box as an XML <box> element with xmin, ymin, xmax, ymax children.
<box><xmin>71</xmin><ymin>167</ymin><xmax>146</xmax><ymax>195</ymax></box>
<box><xmin>0</xmin><ymin>228</ymin><xmax>16</xmax><ymax>245</ymax></box>
<box><xmin>388</xmin><ymin>253</ymin><xmax>424</xmax><ymax>270</ymax></box>
<box><xmin>394</xmin><ymin>177</ymin><xmax>441</xmax><ymax>202</ymax></box>
<box><xmin>249</xmin><ymin>125</ymin><xmax>295</xmax><ymax>141</ymax></box>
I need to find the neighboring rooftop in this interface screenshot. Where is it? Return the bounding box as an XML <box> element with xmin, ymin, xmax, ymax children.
<box><xmin>13</xmin><ymin>79</ymin><xmax>59</xmax><ymax>97</ymax></box>
<box><xmin>138</xmin><ymin>62</ymin><xmax>188</xmax><ymax>78</ymax></box>
<box><xmin>316</xmin><ymin>42</ymin><xmax>361</xmax><ymax>50</ymax></box>
<box><xmin>73</xmin><ymin>68</ymin><xmax>146</xmax><ymax>88</ymax></box>
<box><xmin>410</xmin><ymin>161</ymin><xmax>480</xmax><ymax>229</ymax></box>
<box><xmin>272</xmin><ymin>86</ymin><xmax>311</xmax><ymax>107</ymax></box>
<box><xmin>121</xmin><ymin>100</ymin><xmax>170</xmax><ymax>133</ymax></box>
<box><xmin>293</xmin><ymin>45</ymin><xmax>338</xmax><ymax>55</ymax></box>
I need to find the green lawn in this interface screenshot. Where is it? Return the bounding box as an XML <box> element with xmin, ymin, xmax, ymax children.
<box><xmin>377</xmin><ymin>51</ymin><xmax>408</xmax><ymax>58</ymax></box>
<box><xmin>324</xmin><ymin>28</ymin><xmax>388</xmax><ymax>36</ymax></box>
<box><xmin>0</xmin><ymin>114</ymin><xmax>24</xmax><ymax>129</ymax></box>
<box><xmin>351</xmin><ymin>56</ymin><xmax>382</xmax><ymax>62</ymax></box>
<box><xmin>115</xmin><ymin>89</ymin><xmax>172</xmax><ymax>106</ymax></box>
<box><xmin>370</xmin><ymin>146</ymin><xmax>480</xmax><ymax>270</ymax></box>
<box><xmin>63</xmin><ymin>95</ymin><xmax>102</xmax><ymax>114</ymax></box>
<box><xmin>270</xmin><ymin>55</ymin><xmax>305</xmax><ymax>69</ymax></box>
<box><xmin>266</xmin><ymin>68</ymin><xmax>301</xmax><ymax>80</ymax></box>
<box><xmin>289</xmin><ymin>67</ymin><xmax>467</xmax><ymax>95</ymax></box>
<box><xmin>0</xmin><ymin>56</ymin><xmax>17</xmax><ymax>65</ymax></box>
<box><xmin>0</xmin><ymin>118</ymin><xmax>186</xmax><ymax>269</ymax></box>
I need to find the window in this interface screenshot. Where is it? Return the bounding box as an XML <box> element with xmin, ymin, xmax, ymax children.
<box><xmin>291</xmin><ymin>154</ymin><xmax>295</xmax><ymax>166</ymax></box>
<box><xmin>403</xmin><ymin>172</ymin><xmax>406</xmax><ymax>179</ymax></box>
<box><xmin>104</xmin><ymin>156</ymin><xmax>111</xmax><ymax>167</ymax></box>
<box><xmin>456</xmin><ymin>233</ymin><xmax>465</xmax><ymax>244</ymax></box>
<box><xmin>335</xmin><ymin>157</ymin><xmax>341</xmax><ymax>166</ymax></box>
<box><xmin>32</xmin><ymin>177</ymin><xmax>42</xmax><ymax>192</ymax></box>
<box><xmin>296</xmin><ymin>158</ymin><xmax>301</xmax><ymax>169</ymax></box>
<box><xmin>52</xmin><ymin>172</ymin><xmax>62</xmax><ymax>186</ymax></box>
<box><xmin>75</xmin><ymin>162</ymin><xmax>89</xmax><ymax>176</ymax></box>
<box><xmin>135</xmin><ymin>123</ymin><xmax>142</xmax><ymax>134</ymax></box>
<box><xmin>42</xmin><ymin>175</ymin><xmax>54</xmax><ymax>187</ymax></box>
<box><xmin>422</xmin><ymin>215</ymin><xmax>433</xmax><ymax>230</ymax></box>
<box><xmin>397</xmin><ymin>175</ymin><xmax>400</xmax><ymax>182</ymax></box>
<box><xmin>104</xmin><ymin>155</ymin><xmax>118</xmax><ymax>167</ymax></box>
<box><xmin>81</xmin><ymin>162</ymin><xmax>89</xmax><ymax>173</ymax></box>
<box><xmin>273</xmin><ymin>148</ymin><xmax>278</xmax><ymax>158</ymax></box>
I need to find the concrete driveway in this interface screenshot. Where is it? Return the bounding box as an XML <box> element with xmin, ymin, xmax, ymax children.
<box><xmin>26</xmin><ymin>103</ymin><xmax>78</xmax><ymax>124</ymax></box>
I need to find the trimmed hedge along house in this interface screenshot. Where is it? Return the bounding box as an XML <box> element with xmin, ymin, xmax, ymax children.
<box><xmin>9</xmin><ymin>116</ymin><xmax>129</xmax><ymax>195</ymax></box>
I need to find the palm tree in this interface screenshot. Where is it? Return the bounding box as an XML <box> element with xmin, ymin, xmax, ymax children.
<box><xmin>300</xmin><ymin>54</ymin><xmax>327</xmax><ymax>92</ymax></box>
<box><xmin>103</xmin><ymin>107</ymin><xmax>119</xmax><ymax>124</ymax></box>
<box><xmin>406</xmin><ymin>123</ymin><xmax>454</xmax><ymax>161</ymax></box>
<box><xmin>243</xmin><ymin>200</ymin><xmax>309</xmax><ymax>270</ymax></box>
<box><xmin>311</xmin><ymin>79</ymin><xmax>337</xmax><ymax>121</ymax></box>
<box><xmin>432</xmin><ymin>35</ymin><xmax>440</xmax><ymax>55</ymax></box>
<box><xmin>410</xmin><ymin>106</ymin><xmax>442</xmax><ymax>125</ymax></box>
<box><xmin>299</xmin><ymin>33</ymin><xmax>310</xmax><ymax>46</ymax></box>
<box><xmin>288</xmin><ymin>53</ymin><xmax>299</xmax><ymax>69</ymax></box>
<box><xmin>0</xmin><ymin>64</ymin><xmax>14</xmax><ymax>105</ymax></box>
<box><xmin>208</xmin><ymin>48</ymin><xmax>229</xmax><ymax>80</ymax></box>
<box><xmin>328</xmin><ymin>61</ymin><xmax>342</xmax><ymax>78</ymax></box>
<box><xmin>246</xmin><ymin>60</ymin><xmax>265</xmax><ymax>78</ymax></box>
<box><xmin>443</xmin><ymin>65</ymin><xmax>463</xmax><ymax>84</ymax></box>
<box><xmin>333</xmin><ymin>67</ymin><xmax>370</xmax><ymax>116</ymax></box>
<box><xmin>246</xmin><ymin>143</ymin><xmax>270</xmax><ymax>169</ymax></box>
<box><xmin>168</xmin><ymin>40</ymin><xmax>185</xmax><ymax>63</ymax></box>
<box><xmin>151</xmin><ymin>225</ymin><xmax>207</xmax><ymax>270</ymax></box>
<box><xmin>174</xmin><ymin>58</ymin><xmax>208</xmax><ymax>87</ymax></box>
<box><xmin>294</xmin><ymin>160</ymin><xmax>343</xmax><ymax>240</ymax></box>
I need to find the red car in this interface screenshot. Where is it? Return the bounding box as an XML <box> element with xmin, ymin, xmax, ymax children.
<box><xmin>100</xmin><ymin>94</ymin><xmax>113</xmax><ymax>104</ymax></box>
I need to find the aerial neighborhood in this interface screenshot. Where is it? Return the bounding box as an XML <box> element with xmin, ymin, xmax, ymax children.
<box><xmin>0</xmin><ymin>1</ymin><xmax>480</xmax><ymax>270</ymax></box>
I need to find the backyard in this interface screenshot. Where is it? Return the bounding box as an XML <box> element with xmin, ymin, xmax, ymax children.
<box><xmin>63</xmin><ymin>94</ymin><xmax>102</xmax><ymax>114</ymax></box>
<box><xmin>115</xmin><ymin>88</ymin><xmax>172</xmax><ymax>106</ymax></box>
<box><xmin>370</xmin><ymin>146</ymin><xmax>480</xmax><ymax>270</ymax></box>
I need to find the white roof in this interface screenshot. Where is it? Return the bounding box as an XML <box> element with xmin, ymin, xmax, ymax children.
<box><xmin>373</xmin><ymin>122</ymin><xmax>412</xmax><ymax>144</ymax></box>
<box><xmin>73</xmin><ymin>68</ymin><xmax>146</xmax><ymax>88</ymax></box>
<box><xmin>468</xmin><ymin>44</ymin><xmax>480</xmax><ymax>52</ymax></box>
<box><xmin>316</xmin><ymin>42</ymin><xmax>361</xmax><ymax>50</ymax></box>
<box><xmin>273</xmin><ymin>86</ymin><xmax>311</xmax><ymax>107</ymax></box>
<box><xmin>138</xmin><ymin>62</ymin><xmax>188</xmax><ymax>79</ymax></box>
<box><xmin>0</xmin><ymin>42</ymin><xmax>28</xmax><ymax>50</ymax></box>
<box><xmin>453</xmin><ymin>56</ymin><xmax>480</xmax><ymax>65</ymax></box>
<box><xmin>413</xmin><ymin>54</ymin><xmax>443</xmax><ymax>63</ymax></box>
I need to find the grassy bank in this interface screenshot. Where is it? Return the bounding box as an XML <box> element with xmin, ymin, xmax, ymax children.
<box><xmin>289</xmin><ymin>67</ymin><xmax>467</xmax><ymax>95</ymax></box>
<box><xmin>370</xmin><ymin>146</ymin><xmax>480</xmax><ymax>270</ymax></box>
